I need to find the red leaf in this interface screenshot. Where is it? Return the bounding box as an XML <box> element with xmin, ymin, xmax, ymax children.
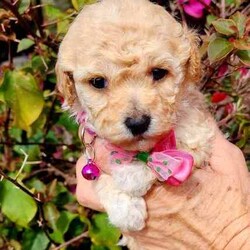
<box><xmin>211</xmin><ymin>92</ymin><xmax>228</xmax><ymax>103</ymax></box>
<box><xmin>224</xmin><ymin>103</ymin><xmax>234</xmax><ymax>115</ymax></box>
<box><xmin>217</xmin><ymin>64</ymin><xmax>228</xmax><ymax>77</ymax></box>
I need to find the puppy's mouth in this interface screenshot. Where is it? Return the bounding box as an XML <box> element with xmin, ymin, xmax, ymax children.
<box><xmin>114</xmin><ymin>133</ymin><xmax>165</xmax><ymax>151</ymax></box>
<box><xmin>135</xmin><ymin>135</ymin><xmax>146</xmax><ymax>141</ymax></box>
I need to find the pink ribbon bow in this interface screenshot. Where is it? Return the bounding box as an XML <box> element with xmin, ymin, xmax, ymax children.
<box><xmin>107</xmin><ymin>130</ymin><xmax>194</xmax><ymax>186</ymax></box>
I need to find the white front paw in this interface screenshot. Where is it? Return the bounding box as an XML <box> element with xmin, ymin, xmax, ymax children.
<box><xmin>107</xmin><ymin>194</ymin><xmax>147</xmax><ymax>231</ymax></box>
<box><xmin>112</xmin><ymin>162</ymin><xmax>156</xmax><ymax>196</ymax></box>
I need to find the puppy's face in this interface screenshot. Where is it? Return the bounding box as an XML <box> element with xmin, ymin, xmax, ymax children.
<box><xmin>57</xmin><ymin>0</ymin><xmax>200</xmax><ymax>151</ymax></box>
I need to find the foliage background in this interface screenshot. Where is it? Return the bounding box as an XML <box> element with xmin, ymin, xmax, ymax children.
<box><xmin>0</xmin><ymin>0</ymin><xmax>249</xmax><ymax>249</ymax></box>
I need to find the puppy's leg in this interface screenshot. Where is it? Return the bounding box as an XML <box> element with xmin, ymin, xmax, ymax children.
<box><xmin>95</xmin><ymin>174</ymin><xmax>147</xmax><ymax>231</ymax></box>
<box><xmin>111</xmin><ymin>162</ymin><xmax>156</xmax><ymax>197</ymax></box>
<box><xmin>176</xmin><ymin>109</ymin><xmax>215</xmax><ymax>166</ymax></box>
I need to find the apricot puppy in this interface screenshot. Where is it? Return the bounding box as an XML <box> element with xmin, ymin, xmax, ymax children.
<box><xmin>56</xmin><ymin>0</ymin><xmax>214</xmax><ymax>234</ymax></box>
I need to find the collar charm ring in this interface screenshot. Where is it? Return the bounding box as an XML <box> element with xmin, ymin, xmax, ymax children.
<box><xmin>79</xmin><ymin>124</ymin><xmax>100</xmax><ymax>180</ymax></box>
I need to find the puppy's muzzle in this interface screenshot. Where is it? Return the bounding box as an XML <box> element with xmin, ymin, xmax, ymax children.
<box><xmin>125</xmin><ymin>115</ymin><xmax>151</xmax><ymax>136</ymax></box>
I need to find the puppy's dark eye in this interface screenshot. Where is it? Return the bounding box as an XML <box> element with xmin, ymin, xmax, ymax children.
<box><xmin>65</xmin><ymin>71</ymin><xmax>74</xmax><ymax>82</ymax></box>
<box><xmin>151</xmin><ymin>68</ymin><xmax>168</xmax><ymax>81</ymax></box>
<box><xmin>89</xmin><ymin>77</ymin><xmax>107</xmax><ymax>89</ymax></box>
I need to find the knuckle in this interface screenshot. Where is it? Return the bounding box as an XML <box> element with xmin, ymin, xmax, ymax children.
<box><xmin>230</xmin><ymin>144</ymin><xmax>244</xmax><ymax>159</ymax></box>
<box><xmin>75</xmin><ymin>185</ymin><xmax>88</xmax><ymax>206</ymax></box>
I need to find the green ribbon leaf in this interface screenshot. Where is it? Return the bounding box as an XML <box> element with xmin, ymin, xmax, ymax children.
<box><xmin>0</xmin><ymin>70</ymin><xmax>44</xmax><ymax>131</ymax></box>
<box><xmin>136</xmin><ymin>152</ymin><xmax>150</xmax><ymax>163</ymax></box>
<box><xmin>0</xmin><ymin>180</ymin><xmax>37</xmax><ymax>228</ymax></box>
<box><xmin>212</xmin><ymin>19</ymin><xmax>237</xmax><ymax>36</ymax></box>
<box><xmin>208</xmin><ymin>37</ymin><xmax>234</xmax><ymax>63</ymax></box>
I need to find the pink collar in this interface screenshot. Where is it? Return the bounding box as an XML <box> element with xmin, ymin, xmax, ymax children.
<box><xmin>106</xmin><ymin>130</ymin><xmax>193</xmax><ymax>186</ymax></box>
<box><xmin>77</xmin><ymin>109</ymin><xmax>193</xmax><ymax>186</ymax></box>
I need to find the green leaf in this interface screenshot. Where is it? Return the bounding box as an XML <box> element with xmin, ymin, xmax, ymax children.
<box><xmin>0</xmin><ymin>71</ymin><xmax>44</xmax><ymax>131</ymax></box>
<box><xmin>231</xmin><ymin>12</ymin><xmax>247</xmax><ymax>38</ymax></box>
<box><xmin>64</xmin><ymin>216</ymin><xmax>88</xmax><ymax>241</ymax></box>
<box><xmin>49</xmin><ymin>230</ymin><xmax>64</xmax><ymax>244</ymax></box>
<box><xmin>48</xmin><ymin>211</ymin><xmax>78</xmax><ymax>244</ymax></box>
<box><xmin>91</xmin><ymin>246</ymin><xmax>108</xmax><ymax>250</ymax></box>
<box><xmin>208</xmin><ymin>37</ymin><xmax>234</xmax><ymax>63</ymax></box>
<box><xmin>17</xmin><ymin>38</ymin><xmax>35</xmax><ymax>53</ymax></box>
<box><xmin>212</xmin><ymin>19</ymin><xmax>237</xmax><ymax>36</ymax></box>
<box><xmin>71</xmin><ymin>0</ymin><xmax>80</xmax><ymax>10</ymax></box>
<box><xmin>225</xmin><ymin>0</ymin><xmax>235</xmax><ymax>4</ymax></box>
<box><xmin>18</xmin><ymin>0</ymin><xmax>31</xmax><ymax>14</ymax></box>
<box><xmin>9</xmin><ymin>240</ymin><xmax>22</xmax><ymax>250</ymax></box>
<box><xmin>44</xmin><ymin>203</ymin><xmax>69</xmax><ymax>243</ymax></box>
<box><xmin>91</xmin><ymin>246</ymin><xmax>121</xmax><ymax>250</ymax></box>
<box><xmin>0</xmin><ymin>180</ymin><xmax>37</xmax><ymax>227</ymax></box>
<box><xmin>0</xmin><ymin>90</ymin><xmax>4</xmax><ymax>103</ymax></box>
<box><xmin>236</xmin><ymin>127</ymin><xmax>250</xmax><ymax>148</ymax></box>
<box><xmin>72</xmin><ymin>0</ymin><xmax>96</xmax><ymax>10</ymax></box>
<box><xmin>57</xmin><ymin>112</ymin><xmax>78</xmax><ymax>133</ymax></box>
<box><xmin>89</xmin><ymin>213</ymin><xmax>121</xmax><ymax>247</ymax></box>
<box><xmin>206</xmin><ymin>15</ymin><xmax>217</xmax><ymax>26</ymax></box>
<box><xmin>57</xmin><ymin>19</ymin><xmax>70</xmax><ymax>35</ymax></box>
<box><xmin>31</xmin><ymin>56</ymin><xmax>48</xmax><ymax>73</ymax></box>
<box><xmin>236</xmin><ymin>50</ymin><xmax>250</xmax><ymax>65</ymax></box>
<box><xmin>44</xmin><ymin>202</ymin><xmax>60</xmax><ymax>230</ymax></box>
<box><xmin>9</xmin><ymin>128</ymin><xmax>22</xmax><ymax>142</ymax></box>
<box><xmin>233</xmin><ymin>39</ymin><xmax>250</xmax><ymax>50</ymax></box>
<box><xmin>56</xmin><ymin>211</ymin><xmax>77</xmax><ymax>235</ymax></box>
<box><xmin>0</xmin><ymin>75</ymin><xmax>5</xmax><ymax>102</ymax></box>
<box><xmin>44</xmin><ymin>5</ymin><xmax>64</xmax><ymax>22</ymax></box>
<box><xmin>30</xmin><ymin>112</ymin><xmax>47</xmax><ymax>136</ymax></box>
<box><xmin>26</xmin><ymin>179</ymin><xmax>46</xmax><ymax>193</ymax></box>
<box><xmin>22</xmin><ymin>230</ymin><xmax>49</xmax><ymax>250</ymax></box>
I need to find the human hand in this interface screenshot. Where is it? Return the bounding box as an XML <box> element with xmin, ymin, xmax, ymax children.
<box><xmin>76</xmin><ymin>127</ymin><xmax>250</xmax><ymax>249</ymax></box>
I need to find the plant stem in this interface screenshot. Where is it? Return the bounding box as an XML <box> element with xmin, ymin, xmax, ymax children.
<box><xmin>0</xmin><ymin>168</ymin><xmax>59</xmax><ymax>245</ymax></box>
<box><xmin>43</xmin><ymin>96</ymin><xmax>57</xmax><ymax>140</ymax></box>
<box><xmin>0</xmin><ymin>141</ymin><xmax>80</xmax><ymax>149</ymax></box>
<box><xmin>52</xmin><ymin>231</ymin><xmax>89</xmax><ymax>250</ymax></box>
<box><xmin>1</xmin><ymin>0</ymin><xmax>39</xmax><ymax>39</ymax></box>
<box><xmin>221</xmin><ymin>0</ymin><xmax>225</xmax><ymax>18</ymax></box>
<box><xmin>3</xmin><ymin>108</ymin><xmax>12</xmax><ymax>171</ymax></box>
<box><xmin>0</xmin><ymin>168</ymin><xmax>42</xmax><ymax>203</ymax></box>
<box><xmin>1</xmin><ymin>0</ymin><xmax>58</xmax><ymax>52</ymax></box>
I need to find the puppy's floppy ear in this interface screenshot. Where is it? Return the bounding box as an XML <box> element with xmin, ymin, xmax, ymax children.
<box><xmin>55</xmin><ymin>63</ymin><xmax>77</xmax><ymax>108</ymax></box>
<box><xmin>184</xmin><ymin>28</ymin><xmax>201</xmax><ymax>84</ymax></box>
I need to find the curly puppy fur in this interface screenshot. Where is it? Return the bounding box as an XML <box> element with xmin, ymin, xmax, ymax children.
<box><xmin>56</xmin><ymin>0</ymin><xmax>215</xmax><ymax>245</ymax></box>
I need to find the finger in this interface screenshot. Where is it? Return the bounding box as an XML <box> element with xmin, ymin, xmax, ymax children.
<box><xmin>94</xmin><ymin>138</ymin><xmax>112</xmax><ymax>174</ymax></box>
<box><xmin>76</xmin><ymin>155</ymin><xmax>104</xmax><ymax>211</ymax></box>
<box><xmin>209</xmin><ymin>126</ymin><xmax>248</xmax><ymax>176</ymax></box>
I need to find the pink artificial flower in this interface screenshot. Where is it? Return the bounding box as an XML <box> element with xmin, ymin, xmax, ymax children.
<box><xmin>179</xmin><ymin>0</ymin><xmax>211</xmax><ymax>18</ymax></box>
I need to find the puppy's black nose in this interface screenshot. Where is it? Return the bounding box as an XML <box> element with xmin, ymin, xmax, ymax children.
<box><xmin>125</xmin><ymin>115</ymin><xmax>151</xmax><ymax>136</ymax></box>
